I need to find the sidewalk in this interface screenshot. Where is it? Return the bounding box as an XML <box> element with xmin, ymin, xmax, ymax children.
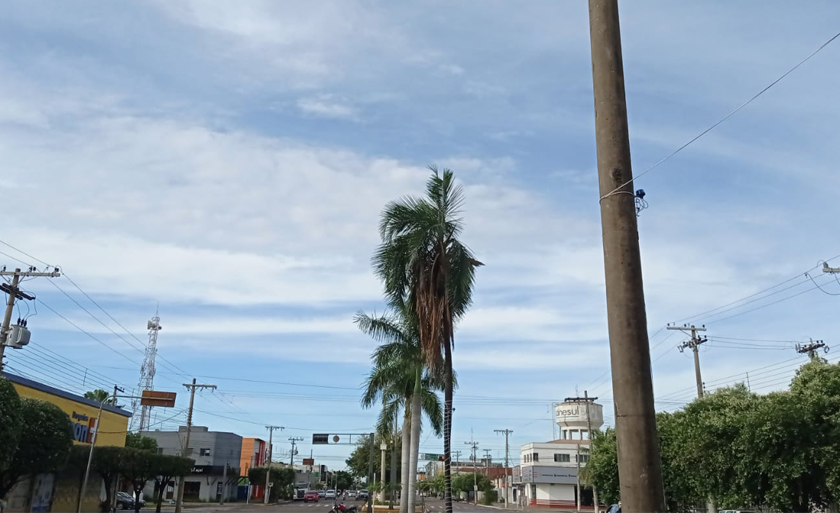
<box><xmin>157</xmin><ymin>501</ymin><xmax>293</xmax><ymax>512</ymax></box>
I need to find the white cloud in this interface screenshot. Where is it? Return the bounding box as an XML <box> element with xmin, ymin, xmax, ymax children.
<box><xmin>297</xmin><ymin>95</ymin><xmax>358</xmax><ymax>119</ymax></box>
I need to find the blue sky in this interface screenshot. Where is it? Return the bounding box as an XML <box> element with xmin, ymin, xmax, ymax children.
<box><xmin>2</xmin><ymin>0</ymin><xmax>840</xmax><ymax>469</ymax></box>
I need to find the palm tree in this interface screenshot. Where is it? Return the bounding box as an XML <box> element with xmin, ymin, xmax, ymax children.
<box><xmin>357</xmin><ymin>307</ymin><xmax>445</xmax><ymax>513</ymax></box>
<box><xmin>373</xmin><ymin>167</ymin><xmax>481</xmax><ymax>513</ymax></box>
<box><xmin>84</xmin><ymin>389</ymin><xmax>111</xmax><ymax>403</ymax></box>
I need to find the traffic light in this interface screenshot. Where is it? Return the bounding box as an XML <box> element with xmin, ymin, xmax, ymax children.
<box><xmin>313</xmin><ymin>434</ymin><xmax>329</xmax><ymax>444</ymax></box>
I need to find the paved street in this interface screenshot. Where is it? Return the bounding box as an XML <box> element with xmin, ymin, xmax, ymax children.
<box><xmin>265</xmin><ymin>499</ymin><xmax>498</xmax><ymax>513</ymax></box>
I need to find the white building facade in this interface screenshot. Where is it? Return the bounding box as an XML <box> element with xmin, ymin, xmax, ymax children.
<box><xmin>514</xmin><ymin>398</ymin><xmax>603</xmax><ymax>508</ymax></box>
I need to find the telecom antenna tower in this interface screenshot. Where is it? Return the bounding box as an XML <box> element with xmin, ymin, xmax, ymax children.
<box><xmin>133</xmin><ymin>311</ymin><xmax>162</xmax><ymax>431</ymax></box>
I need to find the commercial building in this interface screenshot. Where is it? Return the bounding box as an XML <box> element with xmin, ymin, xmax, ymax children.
<box><xmin>240</xmin><ymin>438</ymin><xmax>267</xmax><ymax>500</ymax></box>
<box><xmin>2</xmin><ymin>372</ymin><xmax>132</xmax><ymax>512</ymax></box>
<box><xmin>140</xmin><ymin>426</ymin><xmax>242</xmax><ymax>503</ymax></box>
<box><xmin>513</xmin><ymin>397</ymin><xmax>603</xmax><ymax>509</ymax></box>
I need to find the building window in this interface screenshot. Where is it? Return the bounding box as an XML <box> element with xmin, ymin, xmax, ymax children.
<box><xmin>200</xmin><ymin>448</ymin><xmax>211</xmax><ymax>456</ymax></box>
<box><xmin>577</xmin><ymin>454</ymin><xmax>589</xmax><ymax>463</ymax></box>
<box><xmin>531</xmin><ymin>453</ymin><xmax>539</xmax><ymax>462</ymax></box>
<box><xmin>554</xmin><ymin>454</ymin><xmax>570</xmax><ymax>463</ymax></box>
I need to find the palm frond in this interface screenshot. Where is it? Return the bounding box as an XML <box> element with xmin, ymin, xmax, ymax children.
<box><xmin>354</xmin><ymin>311</ymin><xmax>408</xmax><ymax>345</ymax></box>
<box><xmin>446</xmin><ymin>240</ymin><xmax>482</xmax><ymax>322</ymax></box>
<box><xmin>420</xmin><ymin>389</ymin><xmax>444</xmax><ymax>437</ymax></box>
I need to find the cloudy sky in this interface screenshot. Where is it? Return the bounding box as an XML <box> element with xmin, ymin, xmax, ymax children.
<box><xmin>2</xmin><ymin>0</ymin><xmax>840</xmax><ymax>468</ymax></box>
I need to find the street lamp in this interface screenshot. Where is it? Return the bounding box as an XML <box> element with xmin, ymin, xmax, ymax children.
<box><xmin>380</xmin><ymin>443</ymin><xmax>387</xmax><ymax>502</ymax></box>
<box><xmin>78</xmin><ymin>394</ymin><xmax>143</xmax><ymax>513</ymax></box>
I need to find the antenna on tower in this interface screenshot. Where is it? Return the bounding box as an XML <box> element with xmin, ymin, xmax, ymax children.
<box><xmin>132</xmin><ymin>309</ymin><xmax>162</xmax><ymax>432</ymax></box>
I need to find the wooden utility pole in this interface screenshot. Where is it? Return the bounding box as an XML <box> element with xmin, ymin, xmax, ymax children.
<box><xmin>669</xmin><ymin>325</ymin><xmax>708</xmax><ymax>397</ymax></box>
<box><xmin>175</xmin><ymin>379</ymin><xmax>216</xmax><ymax>513</ymax></box>
<box><xmin>796</xmin><ymin>339</ymin><xmax>828</xmax><ymax>359</ymax></box>
<box><xmin>584</xmin><ymin>391</ymin><xmax>598</xmax><ymax>513</ymax></box>
<box><xmin>0</xmin><ymin>267</ymin><xmax>61</xmax><ymax>370</ymax></box>
<box><xmin>587</xmin><ymin>1</ymin><xmax>666</xmax><ymax>512</ymax></box>
<box><xmin>465</xmin><ymin>440</ymin><xmax>479</xmax><ymax>504</ymax></box>
<box><xmin>494</xmin><ymin>429</ymin><xmax>513</xmax><ymax>509</ymax></box>
<box><xmin>265</xmin><ymin>426</ymin><xmax>284</xmax><ymax>504</ymax></box>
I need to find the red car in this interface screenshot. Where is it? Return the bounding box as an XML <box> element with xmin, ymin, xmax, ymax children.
<box><xmin>304</xmin><ymin>491</ymin><xmax>320</xmax><ymax>502</ymax></box>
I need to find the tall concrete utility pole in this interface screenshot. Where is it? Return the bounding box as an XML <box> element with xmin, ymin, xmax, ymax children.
<box><xmin>669</xmin><ymin>325</ymin><xmax>708</xmax><ymax>398</ymax></box>
<box><xmin>465</xmin><ymin>440</ymin><xmax>479</xmax><ymax>504</ymax></box>
<box><xmin>668</xmin><ymin>325</ymin><xmax>714</xmax><ymax>513</ymax></box>
<box><xmin>587</xmin><ymin>2</ymin><xmax>666</xmax><ymax>512</ymax></box>
<box><xmin>584</xmin><ymin>392</ymin><xmax>598</xmax><ymax>513</ymax></box>
<box><xmin>0</xmin><ymin>267</ymin><xmax>61</xmax><ymax>370</ymax></box>
<box><xmin>175</xmin><ymin>379</ymin><xmax>216</xmax><ymax>513</ymax></box>
<box><xmin>494</xmin><ymin>429</ymin><xmax>513</xmax><ymax>509</ymax></box>
<box><xmin>289</xmin><ymin>436</ymin><xmax>304</xmax><ymax>466</ymax></box>
<box><xmin>265</xmin><ymin>426</ymin><xmax>284</xmax><ymax>504</ymax></box>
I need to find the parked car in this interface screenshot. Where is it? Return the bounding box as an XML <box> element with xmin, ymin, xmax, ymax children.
<box><xmin>347</xmin><ymin>490</ymin><xmax>357</xmax><ymax>498</ymax></box>
<box><xmin>116</xmin><ymin>492</ymin><xmax>134</xmax><ymax>510</ymax></box>
<box><xmin>304</xmin><ymin>491</ymin><xmax>320</xmax><ymax>502</ymax></box>
<box><xmin>116</xmin><ymin>492</ymin><xmax>144</xmax><ymax>510</ymax></box>
<box><xmin>357</xmin><ymin>490</ymin><xmax>369</xmax><ymax>501</ymax></box>
<box><xmin>318</xmin><ymin>490</ymin><xmax>327</xmax><ymax>498</ymax></box>
<box><xmin>326</xmin><ymin>489</ymin><xmax>336</xmax><ymax>500</ymax></box>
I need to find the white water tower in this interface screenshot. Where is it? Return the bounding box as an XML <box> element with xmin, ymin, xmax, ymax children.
<box><xmin>555</xmin><ymin>397</ymin><xmax>603</xmax><ymax>440</ymax></box>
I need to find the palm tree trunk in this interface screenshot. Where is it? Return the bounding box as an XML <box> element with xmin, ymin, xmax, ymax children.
<box><xmin>443</xmin><ymin>342</ymin><xmax>453</xmax><ymax>513</ymax></box>
<box><xmin>407</xmin><ymin>369</ymin><xmax>422</xmax><ymax>513</ymax></box>
<box><xmin>400</xmin><ymin>406</ymin><xmax>411</xmax><ymax>513</ymax></box>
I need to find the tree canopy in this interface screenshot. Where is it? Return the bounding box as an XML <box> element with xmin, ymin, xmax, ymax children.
<box><xmin>84</xmin><ymin>389</ymin><xmax>111</xmax><ymax>403</ymax></box>
<box><xmin>248</xmin><ymin>466</ymin><xmax>296</xmax><ymax>501</ymax></box>
<box><xmin>0</xmin><ymin>398</ymin><xmax>74</xmax><ymax>498</ymax></box>
<box><xmin>345</xmin><ymin>434</ymin><xmax>400</xmax><ymax>480</ymax></box>
<box><xmin>0</xmin><ymin>378</ymin><xmax>22</xmax><ymax>471</ymax></box>
<box><xmin>125</xmin><ymin>432</ymin><xmax>159</xmax><ymax>452</ymax></box>
<box><xmin>586</xmin><ymin>359</ymin><xmax>840</xmax><ymax>512</ymax></box>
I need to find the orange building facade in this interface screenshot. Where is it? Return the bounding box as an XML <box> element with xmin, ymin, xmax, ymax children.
<box><xmin>240</xmin><ymin>438</ymin><xmax>267</xmax><ymax>500</ymax></box>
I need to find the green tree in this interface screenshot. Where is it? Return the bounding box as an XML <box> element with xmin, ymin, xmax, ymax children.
<box><xmin>84</xmin><ymin>389</ymin><xmax>111</xmax><ymax>403</ymax></box>
<box><xmin>373</xmin><ymin>167</ymin><xmax>482</xmax><ymax>513</ymax></box>
<box><xmin>248</xmin><ymin>466</ymin><xmax>296</xmax><ymax>501</ymax></box>
<box><xmin>451</xmin><ymin>472</ymin><xmax>492</xmax><ymax>501</ymax></box>
<box><xmin>334</xmin><ymin>470</ymin><xmax>353</xmax><ymax>491</ymax></box>
<box><xmin>152</xmin><ymin>455</ymin><xmax>194</xmax><ymax>512</ymax></box>
<box><xmin>0</xmin><ymin>398</ymin><xmax>74</xmax><ymax>498</ymax></box>
<box><xmin>346</xmin><ymin>435</ymin><xmax>397</xmax><ymax>480</ymax></box>
<box><xmin>356</xmin><ymin>303</ymin><xmax>444</xmax><ymax>511</ymax></box>
<box><xmin>125</xmin><ymin>432</ymin><xmax>159</xmax><ymax>452</ymax></box>
<box><xmin>586</xmin><ymin>361</ymin><xmax>840</xmax><ymax>512</ymax></box>
<box><xmin>91</xmin><ymin>446</ymin><xmax>124</xmax><ymax>512</ymax></box>
<box><xmin>582</xmin><ymin>428</ymin><xmax>619</xmax><ymax>506</ymax></box>
<box><xmin>121</xmin><ymin>448</ymin><xmax>156</xmax><ymax>513</ymax></box>
<box><xmin>0</xmin><ymin>378</ymin><xmax>22</xmax><ymax>472</ymax></box>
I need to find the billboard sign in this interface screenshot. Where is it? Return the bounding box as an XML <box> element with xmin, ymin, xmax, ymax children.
<box><xmin>140</xmin><ymin>390</ymin><xmax>176</xmax><ymax>407</ymax></box>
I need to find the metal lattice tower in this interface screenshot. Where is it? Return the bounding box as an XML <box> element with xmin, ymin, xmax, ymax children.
<box><xmin>133</xmin><ymin>311</ymin><xmax>161</xmax><ymax>432</ymax></box>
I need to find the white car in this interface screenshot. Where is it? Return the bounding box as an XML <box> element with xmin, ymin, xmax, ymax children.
<box><xmin>325</xmin><ymin>490</ymin><xmax>336</xmax><ymax>500</ymax></box>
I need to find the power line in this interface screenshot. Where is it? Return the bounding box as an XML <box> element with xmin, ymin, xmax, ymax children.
<box><xmin>600</xmin><ymin>30</ymin><xmax>840</xmax><ymax>201</ymax></box>
<box><xmin>0</xmin><ymin>239</ymin><xmax>194</xmax><ymax>381</ymax></box>
<box><xmin>672</xmin><ymin>254</ymin><xmax>840</xmax><ymax>324</ymax></box>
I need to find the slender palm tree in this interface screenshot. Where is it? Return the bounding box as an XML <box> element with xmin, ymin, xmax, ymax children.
<box><xmin>373</xmin><ymin>167</ymin><xmax>481</xmax><ymax>513</ymax></box>
<box><xmin>357</xmin><ymin>307</ymin><xmax>445</xmax><ymax>513</ymax></box>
